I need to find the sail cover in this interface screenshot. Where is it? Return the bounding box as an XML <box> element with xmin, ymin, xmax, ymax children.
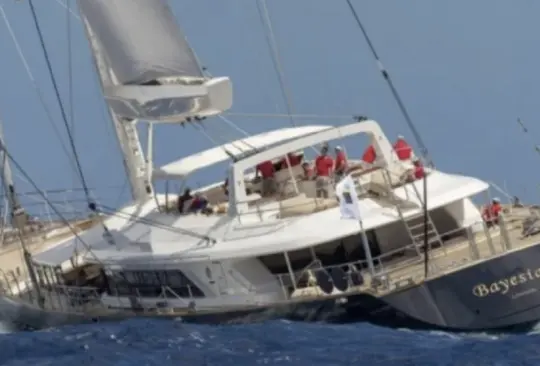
<box><xmin>77</xmin><ymin>0</ymin><xmax>203</xmax><ymax>85</ymax></box>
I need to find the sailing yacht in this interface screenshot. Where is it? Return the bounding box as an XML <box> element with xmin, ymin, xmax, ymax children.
<box><xmin>2</xmin><ymin>0</ymin><xmax>540</xmax><ymax>332</ymax></box>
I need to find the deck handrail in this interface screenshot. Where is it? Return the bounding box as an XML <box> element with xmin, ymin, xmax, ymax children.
<box><xmin>262</xmin><ymin>216</ymin><xmax>517</xmax><ymax>301</ymax></box>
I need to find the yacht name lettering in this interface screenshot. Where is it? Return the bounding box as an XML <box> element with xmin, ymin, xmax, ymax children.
<box><xmin>472</xmin><ymin>268</ymin><xmax>540</xmax><ymax>297</ymax></box>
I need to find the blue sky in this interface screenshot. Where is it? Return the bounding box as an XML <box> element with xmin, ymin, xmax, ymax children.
<box><xmin>1</xmin><ymin>0</ymin><xmax>540</xmax><ymax>216</ymax></box>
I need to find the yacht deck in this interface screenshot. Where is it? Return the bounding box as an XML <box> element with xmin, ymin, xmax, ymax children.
<box><xmin>0</xmin><ymin>219</ymin><xmax>97</xmax><ymax>290</ymax></box>
<box><xmin>377</xmin><ymin>206</ymin><xmax>539</xmax><ymax>292</ymax></box>
<box><xmin>287</xmin><ymin>205</ymin><xmax>540</xmax><ymax>301</ymax></box>
<box><xmin>0</xmin><ymin>203</ymin><xmax>538</xmax><ymax>319</ymax></box>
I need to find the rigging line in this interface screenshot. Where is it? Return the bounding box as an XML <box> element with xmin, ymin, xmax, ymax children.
<box><xmin>54</xmin><ymin>0</ymin><xmax>126</xmax><ymax>186</ymax></box>
<box><xmin>27</xmin><ymin>0</ymin><xmax>92</xmax><ymax>205</ymax></box>
<box><xmin>0</xmin><ymin>138</ymin><xmax>104</xmax><ymax>265</ymax></box>
<box><xmin>191</xmin><ymin>122</ymin><xmax>242</xmax><ymax>160</ymax></box>
<box><xmin>216</xmin><ymin>116</ymin><xmax>259</xmax><ymax>151</ymax></box>
<box><xmin>516</xmin><ymin>118</ymin><xmax>540</xmax><ymax>160</ymax></box>
<box><xmin>192</xmin><ymin>56</ymin><xmax>257</xmax><ymax>154</ymax></box>
<box><xmin>345</xmin><ymin>0</ymin><xmax>430</xmax><ymax>163</ymax></box>
<box><xmin>218</xmin><ymin>115</ymin><xmax>250</xmax><ymax>137</ymax></box>
<box><xmin>224</xmin><ymin>112</ymin><xmax>353</xmax><ymax>120</ymax></box>
<box><xmin>2</xmin><ymin>179</ymin><xmax>124</xmax><ymax>197</ymax></box>
<box><xmin>0</xmin><ymin>6</ymin><xmax>78</xmax><ymax>175</ymax></box>
<box><xmin>54</xmin><ymin>0</ymin><xmax>80</xmax><ymax>20</ymax></box>
<box><xmin>113</xmin><ymin>178</ymin><xmax>129</xmax><ymax>209</ymax></box>
<box><xmin>344</xmin><ymin>0</ymin><xmax>432</xmax><ymax>277</ymax></box>
<box><xmin>98</xmin><ymin>204</ymin><xmax>216</xmax><ymax>243</ymax></box>
<box><xmin>194</xmin><ymin>64</ymin><xmax>258</xmax><ymax>152</ymax></box>
<box><xmin>197</xmin><ymin>121</ymin><xmax>266</xmax><ymax>161</ymax></box>
<box><xmin>256</xmin><ymin>0</ymin><xmax>297</xmax><ymax>127</ymax></box>
<box><xmin>65</xmin><ymin>0</ymin><xmax>76</xmax><ymax>189</ymax></box>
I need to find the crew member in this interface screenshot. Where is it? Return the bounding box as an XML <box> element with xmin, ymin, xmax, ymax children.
<box><xmin>177</xmin><ymin>188</ymin><xmax>192</xmax><ymax>214</ymax></box>
<box><xmin>393</xmin><ymin>135</ymin><xmax>413</xmax><ymax>161</ymax></box>
<box><xmin>301</xmin><ymin>162</ymin><xmax>314</xmax><ymax>180</ymax></box>
<box><xmin>222</xmin><ymin>177</ymin><xmax>229</xmax><ymax>196</ymax></box>
<box><xmin>362</xmin><ymin>144</ymin><xmax>376</xmax><ymax>164</ymax></box>
<box><xmin>482</xmin><ymin>197</ymin><xmax>502</xmax><ymax>227</ymax></box>
<box><xmin>334</xmin><ymin>145</ymin><xmax>348</xmax><ymax>181</ymax></box>
<box><xmin>315</xmin><ymin>144</ymin><xmax>334</xmax><ymax>198</ymax></box>
<box><xmin>189</xmin><ymin>192</ymin><xmax>210</xmax><ymax>214</ymax></box>
<box><xmin>256</xmin><ymin>159</ymin><xmax>276</xmax><ymax>196</ymax></box>
<box><xmin>281</xmin><ymin>152</ymin><xmax>302</xmax><ymax>169</ymax></box>
<box><xmin>402</xmin><ymin>158</ymin><xmax>425</xmax><ymax>182</ymax></box>
<box><xmin>412</xmin><ymin>158</ymin><xmax>425</xmax><ymax>180</ymax></box>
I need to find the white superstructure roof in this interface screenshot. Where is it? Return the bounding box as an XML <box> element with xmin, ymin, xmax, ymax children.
<box><xmin>153</xmin><ymin>125</ymin><xmax>331</xmax><ymax>179</ymax></box>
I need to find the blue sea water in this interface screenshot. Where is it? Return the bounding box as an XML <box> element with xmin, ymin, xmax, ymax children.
<box><xmin>0</xmin><ymin>320</ymin><xmax>539</xmax><ymax>366</ymax></box>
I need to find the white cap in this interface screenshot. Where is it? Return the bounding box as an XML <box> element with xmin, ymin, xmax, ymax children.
<box><xmin>397</xmin><ymin>134</ymin><xmax>405</xmax><ymax>139</ymax></box>
<box><xmin>335</xmin><ymin>145</ymin><xmax>342</xmax><ymax>150</ymax></box>
<box><xmin>493</xmin><ymin>197</ymin><xmax>500</xmax><ymax>203</ymax></box>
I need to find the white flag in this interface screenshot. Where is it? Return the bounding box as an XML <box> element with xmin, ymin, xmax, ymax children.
<box><xmin>335</xmin><ymin>174</ymin><xmax>362</xmax><ymax>220</ymax></box>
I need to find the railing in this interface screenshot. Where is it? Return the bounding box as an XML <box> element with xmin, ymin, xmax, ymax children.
<box><xmin>0</xmin><ymin>268</ymin><xmax>105</xmax><ymax>313</ymax></box>
<box><xmin>160</xmin><ymin>160</ymin><xmax>420</xmax><ymax>224</ymax></box>
<box><xmin>233</xmin><ymin>161</ymin><xmax>430</xmax><ymax>223</ymax></box>
<box><xmin>267</xmin><ymin>213</ymin><xmax>523</xmax><ymax>301</ymax></box>
<box><xmin>0</xmin><ymin>265</ymin><xmax>206</xmax><ymax>314</ymax></box>
<box><xmin>0</xmin><ymin>187</ymin><xmax>114</xmax><ymax>248</ymax></box>
<box><xmin>0</xmin><ymin>204</ymin><xmax>530</xmax><ymax>316</ymax></box>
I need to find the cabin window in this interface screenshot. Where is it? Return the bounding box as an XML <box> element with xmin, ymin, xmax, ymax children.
<box><xmin>106</xmin><ymin>270</ymin><xmax>205</xmax><ymax>299</ymax></box>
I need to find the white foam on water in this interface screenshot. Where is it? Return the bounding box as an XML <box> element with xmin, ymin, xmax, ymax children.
<box><xmin>0</xmin><ymin>321</ymin><xmax>14</xmax><ymax>334</ymax></box>
<box><xmin>526</xmin><ymin>320</ymin><xmax>540</xmax><ymax>335</ymax></box>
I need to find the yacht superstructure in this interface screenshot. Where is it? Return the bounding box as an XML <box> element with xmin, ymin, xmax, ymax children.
<box><xmin>1</xmin><ymin>0</ymin><xmax>540</xmax><ymax>333</ymax></box>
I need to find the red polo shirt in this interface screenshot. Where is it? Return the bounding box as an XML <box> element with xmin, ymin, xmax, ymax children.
<box><xmin>394</xmin><ymin>138</ymin><xmax>413</xmax><ymax>160</ymax></box>
<box><xmin>414</xmin><ymin>164</ymin><xmax>425</xmax><ymax>179</ymax></box>
<box><xmin>257</xmin><ymin>160</ymin><xmax>275</xmax><ymax>178</ymax></box>
<box><xmin>315</xmin><ymin>155</ymin><xmax>334</xmax><ymax>177</ymax></box>
<box><xmin>362</xmin><ymin>145</ymin><xmax>376</xmax><ymax>164</ymax></box>
<box><xmin>335</xmin><ymin>151</ymin><xmax>348</xmax><ymax>172</ymax></box>
<box><xmin>281</xmin><ymin>153</ymin><xmax>301</xmax><ymax>169</ymax></box>
<box><xmin>483</xmin><ymin>202</ymin><xmax>502</xmax><ymax>221</ymax></box>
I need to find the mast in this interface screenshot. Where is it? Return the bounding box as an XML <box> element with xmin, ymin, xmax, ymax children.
<box><xmin>0</xmin><ymin>118</ymin><xmax>44</xmax><ymax>308</ymax></box>
<box><xmin>76</xmin><ymin>0</ymin><xmax>233</xmax><ymax>203</ymax></box>
<box><xmin>0</xmin><ymin>122</ymin><xmax>23</xmax><ymax>225</ymax></box>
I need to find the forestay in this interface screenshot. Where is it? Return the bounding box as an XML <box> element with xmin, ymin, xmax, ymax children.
<box><xmin>78</xmin><ymin>0</ymin><xmax>233</xmax><ymax>121</ymax></box>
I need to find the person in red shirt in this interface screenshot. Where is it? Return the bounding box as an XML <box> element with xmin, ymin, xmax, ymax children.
<box><xmin>402</xmin><ymin>158</ymin><xmax>425</xmax><ymax>182</ymax></box>
<box><xmin>256</xmin><ymin>160</ymin><xmax>276</xmax><ymax>196</ymax></box>
<box><xmin>315</xmin><ymin>145</ymin><xmax>334</xmax><ymax>198</ymax></box>
<box><xmin>412</xmin><ymin>158</ymin><xmax>425</xmax><ymax>180</ymax></box>
<box><xmin>334</xmin><ymin>145</ymin><xmax>348</xmax><ymax>181</ymax></box>
<box><xmin>393</xmin><ymin>135</ymin><xmax>413</xmax><ymax>161</ymax></box>
<box><xmin>280</xmin><ymin>152</ymin><xmax>302</xmax><ymax>169</ymax></box>
<box><xmin>482</xmin><ymin>198</ymin><xmax>502</xmax><ymax>227</ymax></box>
<box><xmin>362</xmin><ymin>144</ymin><xmax>376</xmax><ymax>164</ymax></box>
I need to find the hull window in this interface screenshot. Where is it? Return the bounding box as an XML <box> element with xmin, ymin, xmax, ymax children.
<box><xmin>106</xmin><ymin>270</ymin><xmax>205</xmax><ymax>298</ymax></box>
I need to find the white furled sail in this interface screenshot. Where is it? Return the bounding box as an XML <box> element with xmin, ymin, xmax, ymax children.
<box><xmin>77</xmin><ymin>0</ymin><xmax>232</xmax><ymax>122</ymax></box>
